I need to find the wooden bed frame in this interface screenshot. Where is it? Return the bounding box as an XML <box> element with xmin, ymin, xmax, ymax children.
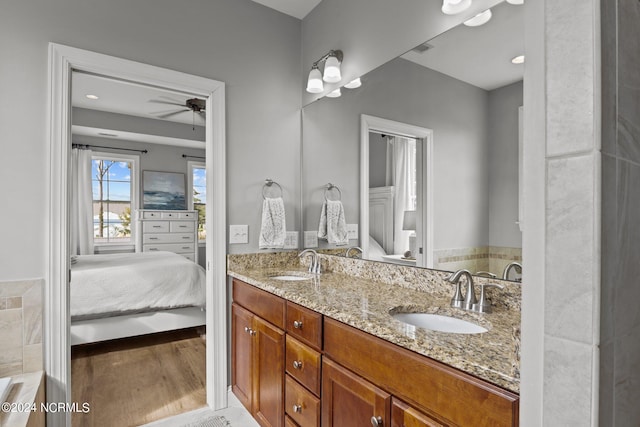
<box><xmin>70</xmin><ymin>306</ymin><xmax>206</xmax><ymax>346</ymax></box>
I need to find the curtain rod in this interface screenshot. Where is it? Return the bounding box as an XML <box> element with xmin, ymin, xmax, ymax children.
<box><xmin>182</xmin><ymin>154</ymin><xmax>205</xmax><ymax>160</ymax></box>
<box><xmin>72</xmin><ymin>143</ymin><xmax>148</xmax><ymax>154</ymax></box>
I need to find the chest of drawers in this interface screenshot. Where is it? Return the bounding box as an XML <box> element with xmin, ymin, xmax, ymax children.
<box><xmin>135</xmin><ymin>210</ymin><xmax>198</xmax><ymax>262</ymax></box>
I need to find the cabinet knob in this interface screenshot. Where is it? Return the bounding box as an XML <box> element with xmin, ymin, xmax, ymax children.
<box><xmin>293</xmin><ymin>360</ymin><xmax>303</xmax><ymax>370</ymax></box>
<box><xmin>293</xmin><ymin>320</ymin><xmax>303</xmax><ymax>329</ymax></box>
<box><xmin>293</xmin><ymin>404</ymin><xmax>302</xmax><ymax>413</ymax></box>
<box><xmin>371</xmin><ymin>416</ymin><xmax>383</xmax><ymax>427</ymax></box>
<box><xmin>244</xmin><ymin>326</ymin><xmax>250</xmax><ymax>333</ymax></box>
<box><xmin>250</xmin><ymin>329</ymin><xmax>256</xmax><ymax>336</ymax></box>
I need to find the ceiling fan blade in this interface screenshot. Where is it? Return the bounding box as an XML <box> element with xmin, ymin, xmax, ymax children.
<box><xmin>155</xmin><ymin>109</ymin><xmax>190</xmax><ymax>119</ymax></box>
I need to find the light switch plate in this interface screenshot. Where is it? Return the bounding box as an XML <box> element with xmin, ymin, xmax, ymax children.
<box><xmin>229</xmin><ymin>225</ymin><xmax>248</xmax><ymax>244</ymax></box>
<box><xmin>284</xmin><ymin>231</ymin><xmax>299</xmax><ymax>249</ymax></box>
<box><xmin>347</xmin><ymin>224</ymin><xmax>359</xmax><ymax>240</ymax></box>
<box><xmin>304</xmin><ymin>231</ymin><xmax>318</xmax><ymax>248</ymax></box>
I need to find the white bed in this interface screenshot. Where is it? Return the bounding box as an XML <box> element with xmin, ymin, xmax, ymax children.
<box><xmin>70</xmin><ymin>251</ymin><xmax>206</xmax><ymax>345</ymax></box>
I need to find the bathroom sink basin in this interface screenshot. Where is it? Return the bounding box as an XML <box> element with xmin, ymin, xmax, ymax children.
<box><xmin>391</xmin><ymin>313</ymin><xmax>487</xmax><ymax>334</ymax></box>
<box><xmin>269</xmin><ymin>273</ymin><xmax>314</xmax><ymax>281</ymax></box>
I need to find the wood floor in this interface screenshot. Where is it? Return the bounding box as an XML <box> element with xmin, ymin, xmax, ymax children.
<box><xmin>71</xmin><ymin>328</ymin><xmax>206</xmax><ymax>427</ymax></box>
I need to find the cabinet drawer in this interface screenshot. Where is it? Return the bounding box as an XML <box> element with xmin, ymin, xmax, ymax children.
<box><xmin>392</xmin><ymin>398</ymin><xmax>447</xmax><ymax>427</ymax></box>
<box><xmin>286</xmin><ymin>335</ymin><xmax>321</xmax><ymax>396</ymax></box>
<box><xmin>170</xmin><ymin>221</ymin><xmax>195</xmax><ymax>233</ymax></box>
<box><xmin>179</xmin><ymin>212</ymin><xmax>196</xmax><ymax>219</ymax></box>
<box><xmin>143</xmin><ymin>243</ymin><xmax>195</xmax><ymax>254</ymax></box>
<box><xmin>143</xmin><ymin>211</ymin><xmax>162</xmax><ymax>219</ymax></box>
<box><xmin>143</xmin><ymin>221</ymin><xmax>169</xmax><ymax>232</ymax></box>
<box><xmin>143</xmin><ymin>233</ymin><xmax>194</xmax><ymax>244</ymax></box>
<box><xmin>233</xmin><ymin>279</ymin><xmax>285</xmax><ymax>329</ymax></box>
<box><xmin>285</xmin><ymin>415</ymin><xmax>299</xmax><ymax>427</ymax></box>
<box><xmin>286</xmin><ymin>375</ymin><xmax>320</xmax><ymax>427</ymax></box>
<box><xmin>286</xmin><ymin>302</ymin><xmax>322</xmax><ymax>350</ymax></box>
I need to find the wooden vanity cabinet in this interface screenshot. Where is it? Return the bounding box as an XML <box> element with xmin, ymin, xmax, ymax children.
<box><xmin>321</xmin><ymin>358</ymin><xmax>391</xmax><ymax>427</ymax></box>
<box><xmin>392</xmin><ymin>398</ymin><xmax>447</xmax><ymax>427</ymax></box>
<box><xmin>232</xmin><ymin>279</ymin><xmax>286</xmax><ymax>427</ymax></box>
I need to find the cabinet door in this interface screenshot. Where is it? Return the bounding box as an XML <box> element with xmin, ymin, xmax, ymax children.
<box><xmin>232</xmin><ymin>303</ymin><xmax>254</xmax><ymax>412</ymax></box>
<box><xmin>391</xmin><ymin>398</ymin><xmax>447</xmax><ymax>427</ymax></box>
<box><xmin>253</xmin><ymin>315</ymin><xmax>285</xmax><ymax>427</ymax></box>
<box><xmin>322</xmin><ymin>358</ymin><xmax>390</xmax><ymax>427</ymax></box>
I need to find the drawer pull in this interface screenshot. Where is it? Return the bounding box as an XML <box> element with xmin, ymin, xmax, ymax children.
<box><xmin>182</xmin><ymin>236</ymin><xmax>190</xmax><ymax>239</ymax></box>
<box><xmin>149</xmin><ymin>237</ymin><xmax>158</xmax><ymax>240</ymax></box>
<box><xmin>293</xmin><ymin>404</ymin><xmax>302</xmax><ymax>413</ymax></box>
<box><xmin>182</xmin><ymin>247</ymin><xmax>191</xmax><ymax>250</ymax></box>
<box><xmin>152</xmin><ymin>225</ymin><xmax>162</xmax><ymax>228</ymax></box>
<box><xmin>371</xmin><ymin>416</ymin><xmax>383</xmax><ymax>427</ymax></box>
<box><xmin>179</xmin><ymin>225</ymin><xmax>188</xmax><ymax>228</ymax></box>
<box><xmin>293</xmin><ymin>360</ymin><xmax>303</xmax><ymax>370</ymax></box>
<box><xmin>149</xmin><ymin>248</ymin><xmax>158</xmax><ymax>251</ymax></box>
<box><xmin>293</xmin><ymin>320</ymin><xmax>303</xmax><ymax>329</ymax></box>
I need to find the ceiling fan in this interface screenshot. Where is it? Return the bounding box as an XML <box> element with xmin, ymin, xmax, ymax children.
<box><xmin>149</xmin><ymin>96</ymin><xmax>206</xmax><ymax>128</ymax></box>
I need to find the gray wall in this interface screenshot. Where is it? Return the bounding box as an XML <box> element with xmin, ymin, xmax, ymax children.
<box><xmin>0</xmin><ymin>0</ymin><xmax>302</xmax><ymax>279</ymax></box>
<box><xmin>600</xmin><ymin>0</ymin><xmax>640</xmax><ymax>423</ymax></box>
<box><xmin>488</xmin><ymin>81</ymin><xmax>523</xmax><ymax>248</ymax></box>
<box><xmin>303</xmin><ymin>57</ymin><xmax>490</xmax><ymax>251</ymax></box>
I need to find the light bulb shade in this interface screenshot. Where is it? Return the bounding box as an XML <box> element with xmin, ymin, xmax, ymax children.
<box><xmin>402</xmin><ymin>210</ymin><xmax>417</xmax><ymax>231</ymax></box>
<box><xmin>441</xmin><ymin>0</ymin><xmax>472</xmax><ymax>15</ymax></box>
<box><xmin>464</xmin><ymin>9</ymin><xmax>492</xmax><ymax>26</ymax></box>
<box><xmin>326</xmin><ymin>88</ymin><xmax>341</xmax><ymax>98</ymax></box>
<box><xmin>306</xmin><ymin>67</ymin><xmax>324</xmax><ymax>93</ymax></box>
<box><xmin>506</xmin><ymin>0</ymin><xmax>524</xmax><ymax>4</ymax></box>
<box><xmin>344</xmin><ymin>77</ymin><xmax>362</xmax><ymax>89</ymax></box>
<box><xmin>323</xmin><ymin>54</ymin><xmax>342</xmax><ymax>83</ymax></box>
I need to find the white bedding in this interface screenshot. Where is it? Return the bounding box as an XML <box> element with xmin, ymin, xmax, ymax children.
<box><xmin>70</xmin><ymin>251</ymin><xmax>206</xmax><ymax>320</ymax></box>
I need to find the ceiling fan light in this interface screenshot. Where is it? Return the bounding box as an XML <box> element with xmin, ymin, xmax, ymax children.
<box><xmin>344</xmin><ymin>78</ymin><xmax>362</xmax><ymax>89</ymax></box>
<box><xmin>326</xmin><ymin>88</ymin><xmax>342</xmax><ymax>98</ymax></box>
<box><xmin>506</xmin><ymin>0</ymin><xmax>524</xmax><ymax>4</ymax></box>
<box><xmin>464</xmin><ymin>9</ymin><xmax>492</xmax><ymax>26</ymax></box>
<box><xmin>511</xmin><ymin>55</ymin><xmax>525</xmax><ymax>64</ymax></box>
<box><xmin>441</xmin><ymin>0</ymin><xmax>472</xmax><ymax>15</ymax></box>
<box><xmin>306</xmin><ymin>66</ymin><xmax>324</xmax><ymax>93</ymax></box>
<box><xmin>323</xmin><ymin>54</ymin><xmax>342</xmax><ymax>83</ymax></box>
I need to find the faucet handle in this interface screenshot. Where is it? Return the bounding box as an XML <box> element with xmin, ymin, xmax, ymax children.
<box><xmin>471</xmin><ymin>283</ymin><xmax>505</xmax><ymax>313</ymax></box>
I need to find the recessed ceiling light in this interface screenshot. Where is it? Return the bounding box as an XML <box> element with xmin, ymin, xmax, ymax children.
<box><xmin>344</xmin><ymin>78</ymin><xmax>362</xmax><ymax>89</ymax></box>
<box><xmin>85</xmin><ymin>94</ymin><xmax>99</xmax><ymax>100</ymax></box>
<box><xmin>511</xmin><ymin>55</ymin><xmax>525</xmax><ymax>64</ymax></box>
<box><xmin>506</xmin><ymin>0</ymin><xmax>524</xmax><ymax>4</ymax></box>
<box><xmin>464</xmin><ymin>9</ymin><xmax>492</xmax><ymax>27</ymax></box>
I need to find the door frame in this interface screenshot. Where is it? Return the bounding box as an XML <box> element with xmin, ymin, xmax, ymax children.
<box><xmin>47</xmin><ymin>43</ymin><xmax>227</xmax><ymax>427</ymax></box>
<box><xmin>360</xmin><ymin>114</ymin><xmax>433</xmax><ymax>267</ymax></box>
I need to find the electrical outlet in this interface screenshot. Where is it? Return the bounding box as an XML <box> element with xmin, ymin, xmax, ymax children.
<box><xmin>229</xmin><ymin>225</ymin><xmax>248</xmax><ymax>244</ymax></box>
<box><xmin>304</xmin><ymin>231</ymin><xmax>318</xmax><ymax>248</ymax></box>
<box><xmin>283</xmin><ymin>231</ymin><xmax>299</xmax><ymax>249</ymax></box>
<box><xmin>346</xmin><ymin>224</ymin><xmax>359</xmax><ymax>240</ymax></box>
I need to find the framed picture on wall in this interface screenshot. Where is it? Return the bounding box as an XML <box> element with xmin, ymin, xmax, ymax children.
<box><xmin>143</xmin><ymin>170</ymin><xmax>186</xmax><ymax>210</ymax></box>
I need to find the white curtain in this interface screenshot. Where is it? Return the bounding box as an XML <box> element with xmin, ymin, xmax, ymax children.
<box><xmin>71</xmin><ymin>148</ymin><xmax>94</xmax><ymax>255</ymax></box>
<box><xmin>387</xmin><ymin>136</ymin><xmax>416</xmax><ymax>254</ymax></box>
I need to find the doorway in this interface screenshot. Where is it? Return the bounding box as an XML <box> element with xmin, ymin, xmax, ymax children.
<box><xmin>47</xmin><ymin>44</ymin><xmax>227</xmax><ymax>427</ymax></box>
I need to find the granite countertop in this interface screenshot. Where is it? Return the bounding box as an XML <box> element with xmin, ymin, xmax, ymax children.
<box><xmin>228</xmin><ymin>262</ymin><xmax>520</xmax><ymax>393</ymax></box>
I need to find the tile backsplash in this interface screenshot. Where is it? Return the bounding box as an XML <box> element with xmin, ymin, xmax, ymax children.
<box><xmin>0</xmin><ymin>279</ymin><xmax>43</xmax><ymax>377</ymax></box>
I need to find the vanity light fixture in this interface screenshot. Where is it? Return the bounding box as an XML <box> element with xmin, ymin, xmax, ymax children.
<box><xmin>511</xmin><ymin>55</ymin><xmax>525</xmax><ymax>64</ymax></box>
<box><xmin>344</xmin><ymin>77</ymin><xmax>362</xmax><ymax>89</ymax></box>
<box><xmin>326</xmin><ymin>88</ymin><xmax>342</xmax><ymax>98</ymax></box>
<box><xmin>463</xmin><ymin>9</ymin><xmax>492</xmax><ymax>26</ymax></box>
<box><xmin>85</xmin><ymin>94</ymin><xmax>99</xmax><ymax>100</ymax></box>
<box><xmin>305</xmin><ymin>49</ymin><xmax>344</xmax><ymax>93</ymax></box>
<box><xmin>441</xmin><ymin>0</ymin><xmax>472</xmax><ymax>15</ymax></box>
<box><xmin>506</xmin><ymin>0</ymin><xmax>524</xmax><ymax>4</ymax></box>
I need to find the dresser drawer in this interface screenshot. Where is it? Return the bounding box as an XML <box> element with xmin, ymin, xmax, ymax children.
<box><xmin>161</xmin><ymin>211</ymin><xmax>180</xmax><ymax>219</ymax></box>
<box><xmin>170</xmin><ymin>221</ymin><xmax>195</xmax><ymax>233</ymax></box>
<box><xmin>143</xmin><ymin>243</ymin><xmax>195</xmax><ymax>254</ymax></box>
<box><xmin>286</xmin><ymin>302</ymin><xmax>322</xmax><ymax>350</ymax></box>
<box><xmin>143</xmin><ymin>233</ymin><xmax>194</xmax><ymax>244</ymax></box>
<box><xmin>285</xmin><ymin>375</ymin><xmax>320</xmax><ymax>427</ymax></box>
<box><xmin>143</xmin><ymin>211</ymin><xmax>162</xmax><ymax>219</ymax></box>
<box><xmin>179</xmin><ymin>212</ymin><xmax>196</xmax><ymax>219</ymax></box>
<box><xmin>143</xmin><ymin>221</ymin><xmax>169</xmax><ymax>233</ymax></box>
<box><xmin>286</xmin><ymin>335</ymin><xmax>321</xmax><ymax>396</ymax></box>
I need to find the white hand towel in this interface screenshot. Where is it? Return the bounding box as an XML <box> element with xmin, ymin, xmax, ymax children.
<box><xmin>318</xmin><ymin>200</ymin><xmax>349</xmax><ymax>245</ymax></box>
<box><xmin>259</xmin><ymin>197</ymin><xmax>286</xmax><ymax>249</ymax></box>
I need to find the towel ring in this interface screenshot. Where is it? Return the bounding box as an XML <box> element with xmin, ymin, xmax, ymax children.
<box><xmin>324</xmin><ymin>183</ymin><xmax>342</xmax><ymax>201</ymax></box>
<box><xmin>262</xmin><ymin>179</ymin><xmax>283</xmax><ymax>199</ymax></box>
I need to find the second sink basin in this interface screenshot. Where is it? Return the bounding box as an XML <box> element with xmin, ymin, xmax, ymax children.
<box><xmin>392</xmin><ymin>312</ymin><xmax>487</xmax><ymax>334</ymax></box>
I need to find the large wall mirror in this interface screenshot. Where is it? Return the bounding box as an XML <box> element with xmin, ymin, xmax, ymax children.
<box><xmin>302</xmin><ymin>1</ymin><xmax>524</xmax><ymax>281</ymax></box>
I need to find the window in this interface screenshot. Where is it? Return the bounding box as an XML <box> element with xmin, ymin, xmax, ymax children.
<box><xmin>188</xmin><ymin>161</ymin><xmax>206</xmax><ymax>241</ymax></box>
<box><xmin>92</xmin><ymin>152</ymin><xmax>139</xmax><ymax>245</ymax></box>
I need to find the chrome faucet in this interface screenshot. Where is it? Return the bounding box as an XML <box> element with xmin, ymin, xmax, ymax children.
<box><xmin>344</xmin><ymin>246</ymin><xmax>363</xmax><ymax>258</ymax></box>
<box><xmin>502</xmin><ymin>262</ymin><xmax>522</xmax><ymax>281</ymax></box>
<box><xmin>298</xmin><ymin>249</ymin><xmax>321</xmax><ymax>274</ymax></box>
<box><xmin>446</xmin><ymin>269</ymin><xmax>477</xmax><ymax>310</ymax></box>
